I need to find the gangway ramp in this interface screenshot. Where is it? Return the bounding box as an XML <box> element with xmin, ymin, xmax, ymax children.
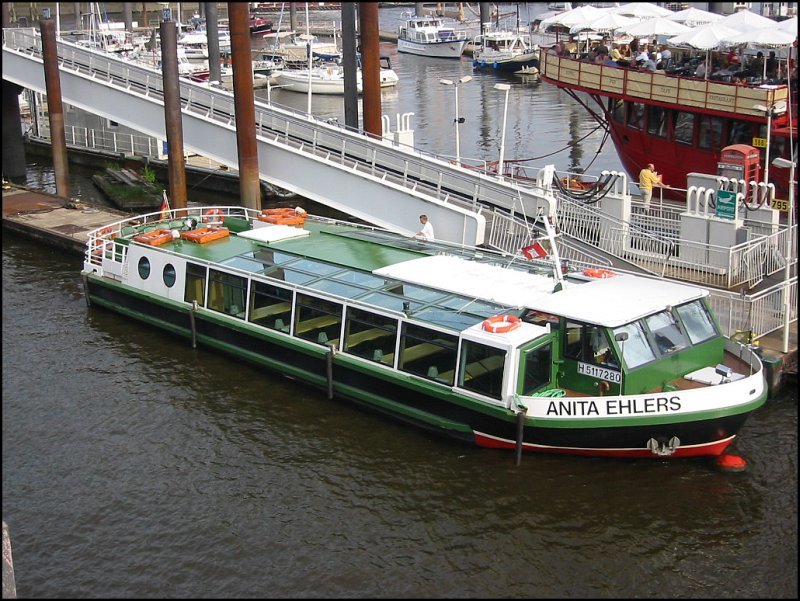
<box><xmin>2</xmin><ymin>28</ymin><xmax>555</xmax><ymax>248</ymax></box>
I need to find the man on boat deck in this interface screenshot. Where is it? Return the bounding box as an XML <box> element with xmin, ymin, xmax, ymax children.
<box><xmin>638</xmin><ymin>163</ymin><xmax>669</xmax><ymax>213</ymax></box>
<box><xmin>415</xmin><ymin>214</ymin><xmax>435</xmax><ymax>240</ymax></box>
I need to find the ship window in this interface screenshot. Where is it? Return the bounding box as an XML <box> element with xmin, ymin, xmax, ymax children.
<box><xmin>646</xmin><ymin>106</ymin><xmax>667</xmax><ymax>138</ymax></box>
<box><xmin>294</xmin><ymin>293</ymin><xmax>342</xmax><ymax>345</ymax></box>
<box><xmin>675</xmin><ymin>300</ymin><xmax>718</xmax><ymax>344</ymax></box>
<box><xmin>698</xmin><ymin>115</ymin><xmax>723</xmax><ymax>150</ymax></box>
<box><xmin>343</xmin><ymin>307</ymin><xmax>397</xmax><ymax>366</ymax></box>
<box><xmin>162</xmin><ymin>263</ymin><xmax>176</xmax><ymax>288</ymax></box>
<box><xmin>398</xmin><ymin>323</ymin><xmax>457</xmax><ymax>382</ymax></box>
<box><xmin>519</xmin><ymin>342</ymin><xmax>552</xmax><ymax>396</ymax></box>
<box><xmin>458</xmin><ymin>341</ymin><xmax>506</xmax><ymax>399</ymax></box>
<box><xmin>674</xmin><ymin>112</ymin><xmax>695</xmax><ymax>145</ymax></box>
<box><xmin>626</xmin><ymin>102</ymin><xmax>645</xmax><ymax>130</ymax></box>
<box><xmin>645</xmin><ymin>310</ymin><xmax>689</xmax><ymax>356</ymax></box>
<box><xmin>609</xmin><ymin>98</ymin><xmax>624</xmax><ymax>123</ymax></box>
<box><xmin>207</xmin><ymin>269</ymin><xmax>247</xmax><ymax>319</ymax></box>
<box><xmin>728</xmin><ymin>120</ymin><xmax>752</xmax><ymax>145</ymax></box>
<box><xmin>184</xmin><ymin>263</ymin><xmax>206</xmax><ymax>305</ymax></box>
<box><xmin>249</xmin><ymin>280</ymin><xmax>293</xmax><ymax>331</ymax></box>
<box><xmin>611</xmin><ymin>322</ymin><xmax>656</xmax><ymax>369</ymax></box>
<box><xmin>137</xmin><ymin>256</ymin><xmax>151</xmax><ymax>280</ymax></box>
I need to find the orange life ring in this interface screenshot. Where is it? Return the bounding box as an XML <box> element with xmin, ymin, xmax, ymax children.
<box><xmin>482</xmin><ymin>314</ymin><xmax>521</xmax><ymax>334</ymax></box>
<box><xmin>583</xmin><ymin>268</ymin><xmax>616</xmax><ymax>279</ymax></box>
<box><xmin>203</xmin><ymin>208</ymin><xmax>224</xmax><ymax>223</ymax></box>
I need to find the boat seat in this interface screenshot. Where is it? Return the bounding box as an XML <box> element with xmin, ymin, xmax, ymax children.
<box><xmin>250</xmin><ymin>302</ymin><xmax>291</xmax><ymax>321</ymax></box>
<box><xmin>274</xmin><ymin>317</ymin><xmax>289</xmax><ymax>332</ymax></box>
<box><xmin>120</xmin><ymin>225</ymin><xmax>136</xmax><ymax>237</ymax></box>
<box><xmin>295</xmin><ymin>314</ymin><xmax>341</xmax><ymax>335</ymax></box>
<box><xmin>400</xmin><ymin>342</ymin><xmax>442</xmax><ymax>365</ymax></box>
<box><xmin>344</xmin><ymin>328</ymin><xmax>390</xmax><ymax>349</ymax></box>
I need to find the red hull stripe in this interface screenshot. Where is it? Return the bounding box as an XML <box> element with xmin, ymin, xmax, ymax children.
<box><xmin>472</xmin><ymin>431</ymin><xmax>735</xmax><ymax>459</ymax></box>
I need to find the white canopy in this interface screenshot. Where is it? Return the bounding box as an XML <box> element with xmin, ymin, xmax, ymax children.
<box><xmin>722</xmin><ymin>27</ymin><xmax>797</xmax><ymax>50</ymax></box>
<box><xmin>537</xmin><ymin>5</ymin><xmax>612</xmax><ymax>30</ymax></box>
<box><xmin>719</xmin><ymin>9</ymin><xmax>776</xmax><ymax>33</ymax></box>
<box><xmin>621</xmin><ymin>17</ymin><xmax>691</xmax><ymax>40</ymax></box>
<box><xmin>665</xmin><ymin>7</ymin><xmax>724</xmax><ymax>27</ymax></box>
<box><xmin>569</xmin><ymin>12</ymin><xmax>640</xmax><ymax>35</ymax></box>
<box><xmin>667</xmin><ymin>22</ymin><xmax>742</xmax><ymax>51</ymax></box>
<box><xmin>776</xmin><ymin>16</ymin><xmax>798</xmax><ymax>34</ymax></box>
<box><xmin>609</xmin><ymin>3</ymin><xmax>672</xmax><ymax>19</ymax></box>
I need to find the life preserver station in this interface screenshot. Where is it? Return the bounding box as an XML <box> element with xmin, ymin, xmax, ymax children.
<box><xmin>133</xmin><ymin>229</ymin><xmax>175</xmax><ymax>246</ymax></box>
<box><xmin>482</xmin><ymin>315</ymin><xmax>521</xmax><ymax>334</ymax></box>
<box><xmin>583</xmin><ymin>268</ymin><xmax>617</xmax><ymax>279</ymax></box>
<box><xmin>203</xmin><ymin>208</ymin><xmax>224</xmax><ymax>224</ymax></box>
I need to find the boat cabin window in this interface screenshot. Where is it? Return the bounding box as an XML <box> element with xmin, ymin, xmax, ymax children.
<box><xmin>609</xmin><ymin>98</ymin><xmax>624</xmax><ymax>124</ymax></box>
<box><xmin>674</xmin><ymin>112</ymin><xmax>695</xmax><ymax>145</ymax></box>
<box><xmin>698</xmin><ymin>115</ymin><xmax>724</xmax><ymax>151</ymax></box>
<box><xmin>208</xmin><ymin>269</ymin><xmax>247</xmax><ymax>319</ymax></box>
<box><xmin>626</xmin><ymin>102</ymin><xmax>645</xmax><ymax>130</ymax></box>
<box><xmin>137</xmin><ymin>256</ymin><xmax>151</xmax><ymax>280</ymax></box>
<box><xmin>398</xmin><ymin>323</ymin><xmax>458</xmax><ymax>383</ymax></box>
<box><xmin>675</xmin><ymin>300</ymin><xmax>719</xmax><ymax>345</ymax></box>
<box><xmin>458</xmin><ymin>341</ymin><xmax>507</xmax><ymax>399</ymax></box>
<box><xmin>564</xmin><ymin>321</ymin><xmax>617</xmax><ymax>367</ymax></box>
<box><xmin>294</xmin><ymin>293</ymin><xmax>342</xmax><ymax>345</ymax></box>
<box><xmin>249</xmin><ymin>280</ymin><xmax>293</xmax><ymax>332</ymax></box>
<box><xmin>728</xmin><ymin>121</ymin><xmax>752</xmax><ymax>145</ymax></box>
<box><xmin>645</xmin><ymin>309</ymin><xmax>689</xmax><ymax>356</ymax></box>
<box><xmin>184</xmin><ymin>262</ymin><xmax>206</xmax><ymax>305</ymax></box>
<box><xmin>518</xmin><ymin>340</ymin><xmax>553</xmax><ymax>396</ymax></box>
<box><xmin>163</xmin><ymin>264</ymin><xmax>177</xmax><ymax>288</ymax></box>
<box><xmin>343</xmin><ymin>307</ymin><xmax>397</xmax><ymax>366</ymax></box>
<box><xmin>647</xmin><ymin>105</ymin><xmax>667</xmax><ymax>138</ymax></box>
<box><xmin>612</xmin><ymin>321</ymin><xmax>656</xmax><ymax>369</ymax></box>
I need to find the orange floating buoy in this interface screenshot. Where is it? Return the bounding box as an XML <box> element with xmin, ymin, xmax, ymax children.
<box><xmin>482</xmin><ymin>315</ymin><xmax>522</xmax><ymax>334</ymax></box>
<box><xmin>583</xmin><ymin>268</ymin><xmax>617</xmax><ymax>279</ymax></box>
<box><xmin>715</xmin><ymin>453</ymin><xmax>748</xmax><ymax>472</ymax></box>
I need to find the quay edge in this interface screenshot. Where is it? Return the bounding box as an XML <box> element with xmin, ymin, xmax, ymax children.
<box><xmin>2</xmin><ymin>182</ymin><xmax>796</xmax><ymax>399</ymax></box>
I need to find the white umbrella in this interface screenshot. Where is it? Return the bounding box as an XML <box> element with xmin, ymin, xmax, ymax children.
<box><xmin>538</xmin><ymin>5</ymin><xmax>612</xmax><ymax>30</ymax></box>
<box><xmin>776</xmin><ymin>16</ymin><xmax>798</xmax><ymax>34</ymax></box>
<box><xmin>719</xmin><ymin>9</ymin><xmax>776</xmax><ymax>33</ymax></box>
<box><xmin>722</xmin><ymin>27</ymin><xmax>797</xmax><ymax>50</ymax></box>
<box><xmin>667</xmin><ymin>22</ymin><xmax>742</xmax><ymax>51</ymax></box>
<box><xmin>610</xmin><ymin>3</ymin><xmax>672</xmax><ymax>20</ymax></box>
<box><xmin>665</xmin><ymin>7</ymin><xmax>724</xmax><ymax>27</ymax></box>
<box><xmin>569</xmin><ymin>12</ymin><xmax>640</xmax><ymax>35</ymax></box>
<box><xmin>621</xmin><ymin>17</ymin><xmax>691</xmax><ymax>40</ymax></box>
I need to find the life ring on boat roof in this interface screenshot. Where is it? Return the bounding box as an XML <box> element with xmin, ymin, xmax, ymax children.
<box><xmin>202</xmin><ymin>208</ymin><xmax>224</xmax><ymax>224</ymax></box>
<box><xmin>583</xmin><ymin>268</ymin><xmax>617</xmax><ymax>279</ymax></box>
<box><xmin>482</xmin><ymin>314</ymin><xmax>521</xmax><ymax>334</ymax></box>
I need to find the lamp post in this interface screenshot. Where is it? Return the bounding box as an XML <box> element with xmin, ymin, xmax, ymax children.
<box><xmin>439</xmin><ymin>75</ymin><xmax>472</xmax><ymax>164</ymax></box>
<box><xmin>772</xmin><ymin>156</ymin><xmax>796</xmax><ymax>354</ymax></box>
<box><xmin>753</xmin><ymin>102</ymin><xmax>782</xmax><ymax>185</ymax></box>
<box><xmin>493</xmin><ymin>82</ymin><xmax>511</xmax><ymax>178</ymax></box>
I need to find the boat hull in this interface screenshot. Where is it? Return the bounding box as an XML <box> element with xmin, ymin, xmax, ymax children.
<box><xmin>472</xmin><ymin>53</ymin><xmax>539</xmax><ymax>72</ymax></box>
<box><xmin>84</xmin><ymin>275</ymin><xmax>765</xmax><ymax>459</ymax></box>
<box><xmin>397</xmin><ymin>38</ymin><xmax>468</xmax><ymax>59</ymax></box>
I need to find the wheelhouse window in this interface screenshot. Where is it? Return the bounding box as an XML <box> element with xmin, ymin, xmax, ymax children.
<box><xmin>249</xmin><ymin>280</ymin><xmax>293</xmax><ymax>332</ymax></box>
<box><xmin>398</xmin><ymin>323</ymin><xmax>457</xmax><ymax>383</ymax></box>
<box><xmin>675</xmin><ymin>300</ymin><xmax>718</xmax><ymax>344</ymax></box>
<box><xmin>674</xmin><ymin>112</ymin><xmax>695</xmax><ymax>145</ymax></box>
<box><xmin>646</xmin><ymin>310</ymin><xmax>689</xmax><ymax>356</ymax></box>
<box><xmin>184</xmin><ymin>262</ymin><xmax>206</xmax><ymax>305</ymax></box>
<box><xmin>208</xmin><ymin>269</ymin><xmax>247</xmax><ymax>319</ymax></box>
<box><xmin>294</xmin><ymin>293</ymin><xmax>342</xmax><ymax>345</ymax></box>
<box><xmin>343</xmin><ymin>307</ymin><xmax>397</xmax><ymax>365</ymax></box>
<box><xmin>519</xmin><ymin>341</ymin><xmax>552</xmax><ymax>396</ymax></box>
<box><xmin>611</xmin><ymin>322</ymin><xmax>656</xmax><ymax>369</ymax></box>
<box><xmin>564</xmin><ymin>321</ymin><xmax>617</xmax><ymax>367</ymax></box>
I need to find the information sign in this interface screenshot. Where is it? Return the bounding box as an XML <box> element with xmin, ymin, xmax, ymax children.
<box><xmin>716</xmin><ymin>190</ymin><xmax>737</xmax><ymax>220</ymax></box>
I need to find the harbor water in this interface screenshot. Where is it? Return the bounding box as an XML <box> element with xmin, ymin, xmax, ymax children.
<box><xmin>2</xmin><ymin>6</ymin><xmax>797</xmax><ymax>598</ymax></box>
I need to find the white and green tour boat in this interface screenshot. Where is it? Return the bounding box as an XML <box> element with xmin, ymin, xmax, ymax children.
<box><xmin>81</xmin><ymin>206</ymin><xmax>767</xmax><ymax>459</ymax></box>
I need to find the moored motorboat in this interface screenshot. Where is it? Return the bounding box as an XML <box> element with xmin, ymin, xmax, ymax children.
<box><xmin>397</xmin><ymin>12</ymin><xmax>470</xmax><ymax>59</ymax></box>
<box><xmin>82</xmin><ymin>206</ymin><xmax>767</xmax><ymax>460</ymax></box>
<box><xmin>472</xmin><ymin>25</ymin><xmax>539</xmax><ymax>72</ymax></box>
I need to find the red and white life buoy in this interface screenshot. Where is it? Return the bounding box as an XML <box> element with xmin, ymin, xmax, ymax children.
<box><xmin>482</xmin><ymin>315</ymin><xmax>521</xmax><ymax>334</ymax></box>
<box><xmin>203</xmin><ymin>208</ymin><xmax>224</xmax><ymax>224</ymax></box>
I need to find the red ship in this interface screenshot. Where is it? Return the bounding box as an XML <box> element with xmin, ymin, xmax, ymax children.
<box><xmin>539</xmin><ymin>52</ymin><xmax>797</xmax><ymax>203</ymax></box>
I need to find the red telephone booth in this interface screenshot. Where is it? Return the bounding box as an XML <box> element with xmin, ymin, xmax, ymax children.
<box><xmin>717</xmin><ymin>144</ymin><xmax>761</xmax><ymax>184</ymax></box>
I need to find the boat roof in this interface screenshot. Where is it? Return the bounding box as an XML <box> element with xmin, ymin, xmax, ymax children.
<box><xmin>152</xmin><ymin>217</ymin><xmax>707</xmax><ymax>330</ymax></box>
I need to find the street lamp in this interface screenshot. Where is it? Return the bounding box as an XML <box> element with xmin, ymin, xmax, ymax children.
<box><xmin>493</xmin><ymin>82</ymin><xmax>511</xmax><ymax>178</ymax></box>
<box><xmin>439</xmin><ymin>75</ymin><xmax>472</xmax><ymax>164</ymax></box>
<box><xmin>753</xmin><ymin>101</ymin><xmax>786</xmax><ymax>185</ymax></box>
<box><xmin>772</xmin><ymin>156</ymin><xmax>796</xmax><ymax>354</ymax></box>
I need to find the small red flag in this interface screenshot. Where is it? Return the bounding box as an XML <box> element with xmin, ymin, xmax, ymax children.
<box><xmin>521</xmin><ymin>241</ymin><xmax>548</xmax><ymax>260</ymax></box>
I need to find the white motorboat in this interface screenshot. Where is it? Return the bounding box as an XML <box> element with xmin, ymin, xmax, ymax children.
<box><xmin>397</xmin><ymin>12</ymin><xmax>469</xmax><ymax>59</ymax></box>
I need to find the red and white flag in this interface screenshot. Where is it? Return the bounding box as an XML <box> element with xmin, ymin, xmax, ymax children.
<box><xmin>521</xmin><ymin>241</ymin><xmax>548</xmax><ymax>260</ymax></box>
<box><xmin>159</xmin><ymin>190</ymin><xmax>170</xmax><ymax>220</ymax></box>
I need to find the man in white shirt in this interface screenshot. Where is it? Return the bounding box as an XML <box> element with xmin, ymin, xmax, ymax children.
<box><xmin>415</xmin><ymin>214</ymin><xmax>434</xmax><ymax>240</ymax></box>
